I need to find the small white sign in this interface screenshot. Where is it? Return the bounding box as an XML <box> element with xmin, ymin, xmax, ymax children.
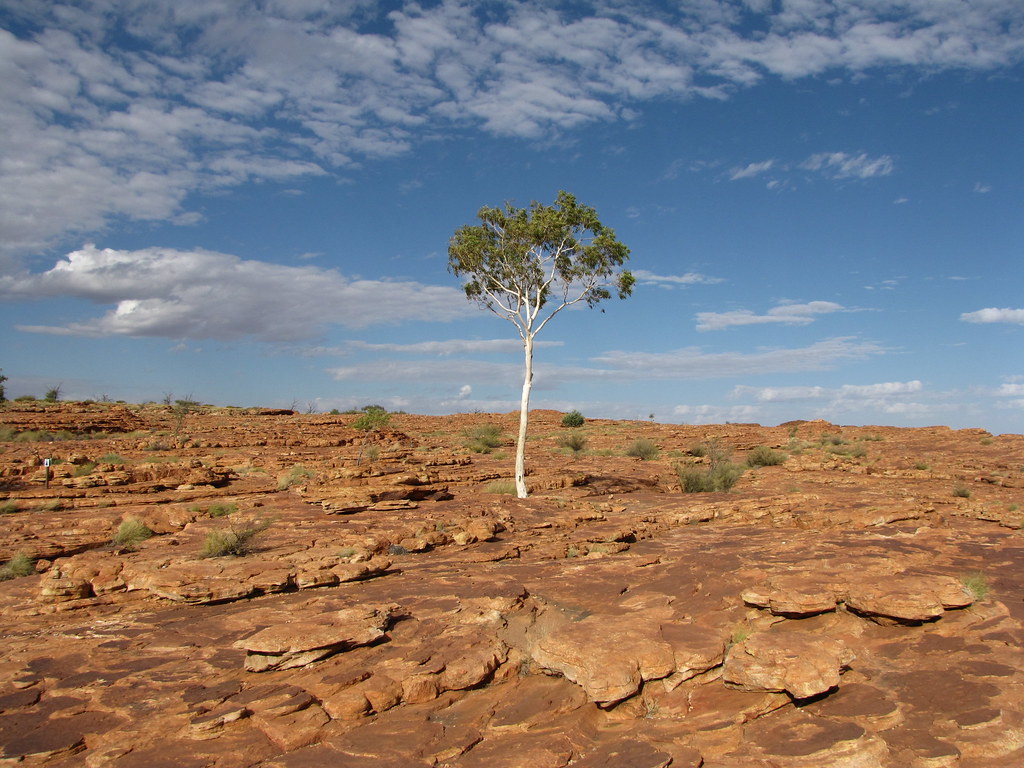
<box><xmin>44</xmin><ymin>458</ymin><xmax>51</xmax><ymax>467</ymax></box>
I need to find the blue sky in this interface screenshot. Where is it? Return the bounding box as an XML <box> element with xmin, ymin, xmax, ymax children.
<box><xmin>1</xmin><ymin>0</ymin><xmax>1022</xmax><ymax>432</ymax></box>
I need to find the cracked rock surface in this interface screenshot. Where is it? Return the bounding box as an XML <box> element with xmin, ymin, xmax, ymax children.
<box><xmin>1</xmin><ymin>404</ymin><xmax>1023</xmax><ymax>766</ymax></box>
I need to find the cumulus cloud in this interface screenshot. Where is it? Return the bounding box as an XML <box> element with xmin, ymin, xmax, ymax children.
<box><xmin>2</xmin><ymin>0</ymin><xmax>1023</xmax><ymax>266</ymax></box>
<box><xmin>2</xmin><ymin>245</ymin><xmax>471</xmax><ymax>341</ymax></box>
<box><xmin>697</xmin><ymin>300</ymin><xmax>845</xmax><ymax>331</ymax></box>
<box><xmin>731</xmin><ymin>380</ymin><xmax>934</xmax><ymax>418</ymax></box>
<box><xmin>961</xmin><ymin>307</ymin><xmax>1024</xmax><ymax>324</ymax></box>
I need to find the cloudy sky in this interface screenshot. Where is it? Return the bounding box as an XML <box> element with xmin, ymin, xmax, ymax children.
<box><xmin>1</xmin><ymin>0</ymin><xmax>1022</xmax><ymax>431</ymax></box>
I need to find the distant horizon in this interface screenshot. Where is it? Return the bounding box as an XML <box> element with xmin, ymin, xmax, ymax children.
<box><xmin>1</xmin><ymin>1</ymin><xmax>1021</xmax><ymax>435</ymax></box>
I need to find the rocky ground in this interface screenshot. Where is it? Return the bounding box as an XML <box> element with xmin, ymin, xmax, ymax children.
<box><xmin>0</xmin><ymin>401</ymin><xmax>1022</xmax><ymax>767</ymax></box>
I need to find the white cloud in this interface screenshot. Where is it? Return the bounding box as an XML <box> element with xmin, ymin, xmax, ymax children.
<box><xmin>801</xmin><ymin>151</ymin><xmax>894</xmax><ymax>179</ymax></box>
<box><xmin>730</xmin><ymin>159</ymin><xmax>775</xmax><ymax>180</ymax></box>
<box><xmin>731</xmin><ymin>380</ymin><xmax>936</xmax><ymax>419</ymax></box>
<box><xmin>633</xmin><ymin>269</ymin><xmax>725</xmax><ymax>288</ymax></box>
<box><xmin>457</xmin><ymin>384</ymin><xmax>472</xmax><ymax>399</ymax></box>
<box><xmin>973</xmin><ymin>182</ymin><xmax>992</xmax><ymax>193</ymax></box>
<box><xmin>961</xmin><ymin>307</ymin><xmax>1024</xmax><ymax>324</ymax></box>
<box><xmin>3</xmin><ymin>1</ymin><xmax>1022</xmax><ymax>267</ymax></box>
<box><xmin>697</xmin><ymin>300</ymin><xmax>845</xmax><ymax>331</ymax></box>
<box><xmin>2</xmin><ymin>245</ymin><xmax>472</xmax><ymax>341</ymax></box>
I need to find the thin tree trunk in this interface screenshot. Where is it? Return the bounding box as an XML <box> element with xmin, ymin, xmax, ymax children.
<box><xmin>514</xmin><ymin>334</ymin><xmax>534</xmax><ymax>498</ymax></box>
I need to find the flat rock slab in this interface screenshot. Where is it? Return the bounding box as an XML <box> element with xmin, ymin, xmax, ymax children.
<box><xmin>532</xmin><ymin>614</ymin><xmax>676</xmax><ymax>704</ymax></box>
<box><xmin>234</xmin><ymin>605</ymin><xmax>394</xmax><ymax>672</ymax></box>
<box><xmin>723</xmin><ymin>633</ymin><xmax>854</xmax><ymax>700</ymax></box>
<box><xmin>845</xmin><ymin>575</ymin><xmax>973</xmax><ymax>624</ymax></box>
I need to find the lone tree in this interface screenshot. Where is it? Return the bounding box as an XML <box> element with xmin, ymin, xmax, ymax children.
<box><xmin>448</xmin><ymin>190</ymin><xmax>634</xmax><ymax>498</ymax></box>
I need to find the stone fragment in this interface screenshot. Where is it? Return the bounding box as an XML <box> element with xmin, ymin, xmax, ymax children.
<box><xmin>742</xmin><ymin>573</ymin><xmax>843</xmax><ymax>617</ymax></box>
<box><xmin>723</xmin><ymin>633</ymin><xmax>854</xmax><ymax>700</ymax></box>
<box><xmin>234</xmin><ymin>605</ymin><xmax>393</xmax><ymax>672</ymax></box>
<box><xmin>532</xmin><ymin>615</ymin><xmax>676</xmax><ymax>704</ymax></box>
<box><xmin>571</xmin><ymin>739</ymin><xmax>674</xmax><ymax>768</ymax></box>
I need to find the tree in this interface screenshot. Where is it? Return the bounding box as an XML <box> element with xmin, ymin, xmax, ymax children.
<box><xmin>0</xmin><ymin>369</ymin><xmax>7</xmax><ymax>403</ymax></box>
<box><xmin>448</xmin><ymin>190</ymin><xmax>634</xmax><ymax>498</ymax></box>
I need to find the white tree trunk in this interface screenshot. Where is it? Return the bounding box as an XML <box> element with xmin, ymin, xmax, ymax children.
<box><xmin>514</xmin><ymin>333</ymin><xmax>534</xmax><ymax>498</ymax></box>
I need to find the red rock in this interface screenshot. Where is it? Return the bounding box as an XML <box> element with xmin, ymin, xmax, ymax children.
<box><xmin>723</xmin><ymin>633</ymin><xmax>854</xmax><ymax>700</ymax></box>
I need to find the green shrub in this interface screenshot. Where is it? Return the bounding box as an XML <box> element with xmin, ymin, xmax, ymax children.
<box><xmin>14</xmin><ymin>395</ymin><xmax>36</xmax><ymax>402</ymax></box>
<box><xmin>0</xmin><ymin>500</ymin><xmax>20</xmax><ymax>515</ymax></box>
<box><xmin>99</xmin><ymin>453</ymin><xmax>129</xmax><ymax>464</ymax></box>
<box><xmin>74</xmin><ymin>462</ymin><xmax>97</xmax><ymax>477</ymax></box>
<box><xmin>676</xmin><ymin>461</ymin><xmax>745</xmax><ymax>493</ymax></box>
<box><xmin>828</xmin><ymin>444</ymin><xmax>867</xmax><ymax>458</ymax></box>
<box><xmin>112</xmin><ymin>517</ymin><xmax>153</xmax><ymax>550</ymax></box>
<box><xmin>747</xmin><ymin>446</ymin><xmax>786</xmax><ymax>467</ymax></box>
<box><xmin>626</xmin><ymin>438</ymin><xmax>659</xmax><ymax>461</ymax></box>
<box><xmin>690</xmin><ymin>439</ymin><xmax>731</xmax><ymax>464</ymax></box>
<box><xmin>351</xmin><ymin>406</ymin><xmax>391</xmax><ymax>432</ymax></box>
<box><xmin>207</xmin><ymin>503</ymin><xmax>238</xmax><ymax>518</ymax></box>
<box><xmin>953</xmin><ymin>485</ymin><xmax>971</xmax><ymax>498</ymax></box>
<box><xmin>0</xmin><ymin>426</ymin><xmax>17</xmax><ymax>441</ymax></box>
<box><xmin>0</xmin><ymin>552</ymin><xmax>35</xmax><ymax>581</ymax></box>
<box><xmin>464</xmin><ymin>424</ymin><xmax>504</xmax><ymax>454</ymax></box>
<box><xmin>561</xmin><ymin>410</ymin><xmax>585</xmax><ymax>428</ymax></box>
<box><xmin>277</xmin><ymin>464</ymin><xmax>315</xmax><ymax>490</ymax></box>
<box><xmin>557</xmin><ymin>430</ymin><xmax>588</xmax><ymax>456</ymax></box>
<box><xmin>200</xmin><ymin>519</ymin><xmax>273</xmax><ymax>558</ymax></box>
<box><xmin>483</xmin><ymin>479</ymin><xmax>517</xmax><ymax>495</ymax></box>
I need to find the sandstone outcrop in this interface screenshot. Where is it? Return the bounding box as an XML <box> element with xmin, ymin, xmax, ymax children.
<box><xmin>0</xmin><ymin>403</ymin><xmax>1022</xmax><ymax>766</ymax></box>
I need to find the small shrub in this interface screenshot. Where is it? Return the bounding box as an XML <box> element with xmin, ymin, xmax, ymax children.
<box><xmin>14</xmin><ymin>395</ymin><xmax>36</xmax><ymax>402</ymax></box>
<box><xmin>351</xmin><ymin>406</ymin><xmax>391</xmax><ymax>432</ymax></box>
<box><xmin>0</xmin><ymin>500</ymin><xmax>20</xmax><ymax>514</ymax></box>
<box><xmin>200</xmin><ymin>519</ymin><xmax>273</xmax><ymax>557</ymax></box>
<box><xmin>277</xmin><ymin>464</ymin><xmax>315</xmax><ymax>490</ymax></box>
<box><xmin>557</xmin><ymin>430</ymin><xmax>588</xmax><ymax>456</ymax></box>
<box><xmin>829</xmin><ymin>444</ymin><xmax>867</xmax><ymax>459</ymax></box>
<box><xmin>626</xmin><ymin>438</ymin><xmax>659</xmax><ymax>461</ymax></box>
<box><xmin>483</xmin><ymin>479</ymin><xmax>517</xmax><ymax>495</ymax></box>
<box><xmin>962</xmin><ymin>572</ymin><xmax>990</xmax><ymax>600</ymax></box>
<box><xmin>113</xmin><ymin>517</ymin><xmax>153</xmax><ymax>550</ymax></box>
<box><xmin>37</xmin><ymin>499</ymin><xmax>64</xmax><ymax>512</ymax></box>
<box><xmin>0</xmin><ymin>426</ymin><xmax>18</xmax><ymax>441</ymax></box>
<box><xmin>677</xmin><ymin>461</ymin><xmax>745</xmax><ymax>493</ymax></box>
<box><xmin>980</xmin><ymin>437</ymin><xmax>994</xmax><ymax>446</ymax></box>
<box><xmin>747</xmin><ymin>446</ymin><xmax>786</xmax><ymax>467</ymax></box>
<box><xmin>44</xmin><ymin>385</ymin><xmax>62</xmax><ymax>403</ymax></box>
<box><xmin>0</xmin><ymin>552</ymin><xmax>35</xmax><ymax>581</ymax></box>
<box><xmin>99</xmin><ymin>453</ymin><xmax>128</xmax><ymax>464</ymax></box>
<box><xmin>953</xmin><ymin>485</ymin><xmax>971</xmax><ymax>498</ymax></box>
<box><xmin>915</xmin><ymin>462</ymin><xmax>930</xmax><ymax>471</ymax></box>
<box><xmin>207</xmin><ymin>503</ymin><xmax>238</xmax><ymax>518</ymax></box>
<box><xmin>74</xmin><ymin>462</ymin><xmax>97</xmax><ymax>477</ymax></box>
<box><xmin>464</xmin><ymin>424</ymin><xmax>504</xmax><ymax>454</ymax></box>
<box><xmin>561</xmin><ymin>410</ymin><xmax>585</xmax><ymax>428</ymax></box>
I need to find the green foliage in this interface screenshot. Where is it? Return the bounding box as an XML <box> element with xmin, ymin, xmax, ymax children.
<box><xmin>207</xmin><ymin>503</ymin><xmax>238</xmax><ymax>518</ymax></box>
<box><xmin>464</xmin><ymin>424</ymin><xmax>504</xmax><ymax>453</ymax></box>
<box><xmin>962</xmin><ymin>572</ymin><xmax>990</xmax><ymax>600</ymax></box>
<box><xmin>351</xmin><ymin>405</ymin><xmax>391</xmax><ymax>432</ymax></box>
<box><xmin>561</xmin><ymin>410</ymin><xmax>585</xmax><ymax>428</ymax></box>
<box><xmin>483</xmin><ymin>480</ymin><xmax>517</xmax><ymax>495</ymax></box>
<box><xmin>112</xmin><ymin>517</ymin><xmax>153</xmax><ymax>550</ymax></box>
<box><xmin>676</xmin><ymin>462</ymin><xmax>745</xmax><ymax>493</ymax></box>
<box><xmin>0</xmin><ymin>552</ymin><xmax>34</xmax><ymax>581</ymax></box>
<box><xmin>0</xmin><ymin>369</ymin><xmax>6</xmax><ymax>402</ymax></box>
<box><xmin>44</xmin><ymin>384</ymin><xmax>62</xmax><ymax>402</ymax></box>
<box><xmin>74</xmin><ymin>462</ymin><xmax>97</xmax><ymax>477</ymax></box>
<box><xmin>557</xmin><ymin>430</ymin><xmax>588</xmax><ymax>456</ymax></box>
<box><xmin>747</xmin><ymin>445</ymin><xmax>787</xmax><ymax>467</ymax></box>
<box><xmin>277</xmin><ymin>464</ymin><xmax>315</xmax><ymax>490</ymax></box>
<box><xmin>14</xmin><ymin>395</ymin><xmax>36</xmax><ymax>402</ymax></box>
<box><xmin>200</xmin><ymin>519</ymin><xmax>273</xmax><ymax>558</ymax></box>
<box><xmin>448</xmin><ymin>190</ymin><xmax>634</xmax><ymax>314</ymax></box>
<box><xmin>99</xmin><ymin>453</ymin><xmax>128</xmax><ymax>464</ymax></box>
<box><xmin>0</xmin><ymin>499</ymin><xmax>20</xmax><ymax>514</ymax></box>
<box><xmin>953</xmin><ymin>485</ymin><xmax>972</xmax><ymax>498</ymax></box>
<box><xmin>626</xmin><ymin>438</ymin><xmax>659</xmax><ymax>460</ymax></box>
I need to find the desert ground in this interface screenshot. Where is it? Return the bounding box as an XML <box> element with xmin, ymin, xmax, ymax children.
<box><xmin>0</xmin><ymin>401</ymin><xmax>1022</xmax><ymax>767</ymax></box>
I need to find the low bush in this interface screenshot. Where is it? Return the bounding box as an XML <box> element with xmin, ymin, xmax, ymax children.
<box><xmin>464</xmin><ymin>424</ymin><xmax>504</xmax><ymax>454</ymax></box>
<box><xmin>0</xmin><ymin>552</ymin><xmax>35</xmax><ymax>581</ymax></box>
<box><xmin>953</xmin><ymin>485</ymin><xmax>971</xmax><ymax>498</ymax></box>
<box><xmin>277</xmin><ymin>464</ymin><xmax>315</xmax><ymax>490</ymax></box>
<box><xmin>747</xmin><ymin>445</ymin><xmax>787</xmax><ymax>467</ymax></box>
<box><xmin>200</xmin><ymin>519</ymin><xmax>273</xmax><ymax>557</ymax></box>
<box><xmin>557</xmin><ymin>430</ymin><xmax>588</xmax><ymax>456</ymax></box>
<box><xmin>207</xmin><ymin>503</ymin><xmax>238</xmax><ymax>518</ymax></box>
<box><xmin>626</xmin><ymin>438</ymin><xmax>659</xmax><ymax>461</ymax></box>
<box><xmin>676</xmin><ymin>461</ymin><xmax>745</xmax><ymax>493</ymax></box>
<box><xmin>0</xmin><ymin>500</ymin><xmax>20</xmax><ymax>515</ymax></box>
<box><xmin>112</xmin><ymin>517</ymin><xmax>153</xmax><ymax>550</ymax></box>
<box><xmin>561</xmin><ymin>410</ymin><xmax>585</xmax><ymax>428</ymax></box>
